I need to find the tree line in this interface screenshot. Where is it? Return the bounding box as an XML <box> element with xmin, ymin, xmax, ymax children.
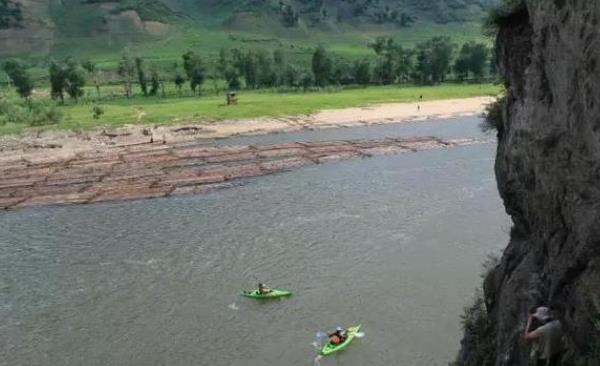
<box><xmin>2</xmin><ymin>36</ymin><xmax>495</xmax><ymax>102</ymax></box>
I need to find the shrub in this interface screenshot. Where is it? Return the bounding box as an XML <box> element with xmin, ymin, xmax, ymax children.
<box><xmin>577</xmin><ymin>316</ymin><xmax>600</xmax><ymax>366</ymax></box>
<box><xmin>451</xmin><ymin>290</ymin><xmax>496</xmax><ymax>366</ymax></box>
<box><xmin>92</xmin><ymin>105</ymin><xmax>104</xmax><ymax>120</ymax></box>
<box><xmin>480</xmin><ymin>96</ymin><xmax>505</xmax><ymax>133</ymax></box>
<box><xmin>0</xmin><ymin>98</ymin><xmax>62</xmax><ymax>126</ymax></box>
<box><xmin>483</xmin><ymin>0</ymin><xmax>528</xmax><ymax>36</ymax></box>
<box><xmin>481</xmin><ymin>253</ymin><xmax>500</xmax><ymax>279</ymax></box>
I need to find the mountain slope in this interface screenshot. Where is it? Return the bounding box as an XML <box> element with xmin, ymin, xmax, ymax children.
<box><xmin>0</xmin><ymin>0</ymin><xmax>498</xmax><ymax>59</ymax></box>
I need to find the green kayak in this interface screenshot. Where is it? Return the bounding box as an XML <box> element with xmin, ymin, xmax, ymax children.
<box><xmin>320</xmin><ymin>325</ymin><xmax>361</xmax><ymax>356</ymax></box>
<box><xmin>240</xmin><ymin>288</ymin><xmax>292</xmax><ymax>299</ymax></box>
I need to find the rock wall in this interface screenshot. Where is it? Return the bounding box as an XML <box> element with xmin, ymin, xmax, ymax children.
<box><xmin>458</xmin><ymin>1</ymin><xmax>600</xmax><ymax>365</ymax></box>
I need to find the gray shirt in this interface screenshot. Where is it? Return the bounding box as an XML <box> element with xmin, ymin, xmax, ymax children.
<box><xmin>536</xmin><ymin>320</ymin><xmax>563</xmax><ymax>359</ymax></box>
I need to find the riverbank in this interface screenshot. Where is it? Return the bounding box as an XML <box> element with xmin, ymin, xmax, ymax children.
<box><xmin>0</xmin><ymin>96</ymin><xmax>493</xmax><ymax>159</ymax></box>
<box><xmin>0</xmin><ymin>83</ymin><xmax>500</xmax><ymax>136</ymax></box>
<box><xmin>0</xmin><ymin>96</ymin><xmax>495</xmax><ymax>209</ymax></box>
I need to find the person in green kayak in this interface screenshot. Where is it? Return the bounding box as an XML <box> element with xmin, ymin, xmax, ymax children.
<box><xmin>257</xmin><ymin>283</ymin><xmax>272</xmax><ymax>295</ymax></box>
<box><xmin>328</xmin><ymin>326</ymin><xmax>347</xmax><ymax>345</ymax></box>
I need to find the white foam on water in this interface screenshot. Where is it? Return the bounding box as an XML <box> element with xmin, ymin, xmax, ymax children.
<box><xmin>227</xmin><ymin>302</ymin><xmax>239</xmax><ymax>310</ymax></box>
<box><xmin>313</xmin><ymin>355</ymin><xmax>323</xmax><ymax>366</ymax></box>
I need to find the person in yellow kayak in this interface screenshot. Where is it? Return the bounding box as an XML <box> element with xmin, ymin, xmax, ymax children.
<box><xmin>328</xmin><ymin>326</ymin><xmax>347</xmax><ymax>345</ymax></box>
<box><xmin>257</xmin><ymin>283</ymin><xmax>272</xmax><ymax>295</ymax></box>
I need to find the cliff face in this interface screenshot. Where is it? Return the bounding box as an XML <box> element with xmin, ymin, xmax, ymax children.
<box><xmin>459</xmin><ymin>1</ymin><xmax>600</xmax><ymax>365</ymax></box>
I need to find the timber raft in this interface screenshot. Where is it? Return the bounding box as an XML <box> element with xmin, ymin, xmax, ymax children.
<box><xmin>0</xmin><ymin>136</ymin><xmax>486</xmax><ymax>210</ymax></box>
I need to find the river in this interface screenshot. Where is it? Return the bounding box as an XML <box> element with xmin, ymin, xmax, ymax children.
<box><xmin>0</xmin><ymin>117</ymin><xmax>509</xmax><ymax>366</ymax></box>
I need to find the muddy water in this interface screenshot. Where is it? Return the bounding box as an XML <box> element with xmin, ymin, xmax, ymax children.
<box><xmin>0</xmin><ymin>117</ymin><xmax>509</xmax><ymax>366</ymax></box>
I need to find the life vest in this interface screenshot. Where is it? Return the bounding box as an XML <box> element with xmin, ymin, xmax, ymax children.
<box><xmin>330</xmin><ymin>335</ymin><xmax>341</xmax><ymax>345</ymax></box>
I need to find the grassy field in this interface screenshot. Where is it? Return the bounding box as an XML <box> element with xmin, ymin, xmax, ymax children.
<box><xmin>0</xmin><ymin>83</ymin><xmax>501</xmax><ymax>136</ymax></box>
<box><xmin>11</xmin><ymin>5</ymin><xmax>490</xmax><ymax>73</ymax></box>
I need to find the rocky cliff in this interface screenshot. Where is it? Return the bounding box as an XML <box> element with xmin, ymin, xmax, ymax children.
<box><xmin>456</xmin><ymin>1</ymin><xmax>600</xmax><ymax>365</ymax></box>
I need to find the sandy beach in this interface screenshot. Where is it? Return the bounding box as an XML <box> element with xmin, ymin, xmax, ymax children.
<box><xmin>0</xmin><ymin>96</ymin><xmax>493</xmax><ymax>163</ymax></box>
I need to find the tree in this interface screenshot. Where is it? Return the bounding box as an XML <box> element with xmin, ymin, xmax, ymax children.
<box><xmin>242</xmin><ymin>51</ymin><xmax>259</xmax><ymax>89</ymax></box>
<box><xmin>467</xmin><ymin>42</ymin><xmax>489</xmax><ymax>80</ymax></box>
<box><xmin>332</xmin><ymin>62</ymin><xmax>354</xmax><ymax>85</ymax></box>
<box><xmin>399</xmin><ymin>12</ymin><xmax>415</xmax><ymax>27</ymax></box>
<box><xmin>82</xmin><ymin>60</ymin><xmax>101</xmax><ymax>98</ymax></box>
<box><xmin>217</xmin><ymin>48</ymin><xmax>241</xmax><ymax>90</ymax></box>
<box><xmin>49</xmin><ymin>61</ymin><xmax>65</xmax><ymax>103</ymax></box>
<box><xmin>257</xmin><ymin>50</ymin><xmax>277</xmax><ymax>88</ymax></box>
<box><xmin>48</xmin><ymin>58</ymin><xmax>86</xmax><ymax>103</ymax></box>
<box><xmin>189</xmin><ymin>67</ymin><xmax>205</xmax><ymax>95</ymax></box>
<box><xmin>3</xmin><ymin>59</ymin><xmax>33</xmax><ymax>99</ymax></box>
<box><xmin>281</xmin><ymin>4</ymin><xmax>299</xmax><ymax>27</ymax></box>
<box><xmin>134</xmin><ymin>57</ymin><xmax>148</xmax><ymax>96</ymax></box>
<box><xmin>174</xmin><ymin>73</ymin><xmax>185</xmax><ymax>95</ymax></box>
<box><xmin>149</xmin><ymin>70</ymin><xmax>160</xmax><ymax>96</ymax></box>
<box><xmin>415</xmin><ymin>36</ymin><xmax>455</xmax><ymax>84</ymax></box>
<box><xmin>63</xmin><ymin>58</ymin><xmax>85</xmax><ymax>102</ymax></box>
<box><xmin>300</xmin><ymin>71</ymin><xmax>314</xmax><ymax>91</ymax></box>
<box><xmin>454</xmin><ymin>44</ymin><xmax>471</xmax><ymax>81</ymax></box>
<box><xmin>354</xmin><ymin>59</ymin><xmax>371</xmax><ymax>85</ymax></box>
<box><xmin>283</xmin><ymin>64</ymin><xmax>300</xmax><ymax>87</ymax></box>
<box><xmin>172</xmin><ymin>61</ymin><xmax>186</xmax><ymax>96</ymax></box>
<box><xmin>370</xmin><ymin>37</ymin><xmax>414</xmax><ymax>85</ymax></box>
<box><xmin>312</xmin><ymin>46</ymin><xmax>332</xmax><ymax>87</ymax></box>
<box><xmin>0</xmin><ymin>0</ymin><xmax>22</xmax><ymax>29</ymax></box>
<box><xmin>395</xmin><ymin>46</ymin><xmax>415</xmax><ymax>83</ymax></box>
<box><xmin>489</xmin><ymin>47</ymin><xmax>498</xmax><ymax>79</ymax></box>
<box><xmin>118</xmin><ymin>53</ymin><xmax>135</xmax><ymax>98</ymax></box>
<box><xmin>272</xmin><ymin>49</ymin><xmax>287</xmax><ymax>86</ymax></box>
<box><xmin>182</xmin><ymin>51</ymin><xmax>205</xmax><ymax>95</ymax></box>
<box><xmin>453</xmin><ymin>42</ymin><xmax>489</xmax><ymax>81</ymax></box>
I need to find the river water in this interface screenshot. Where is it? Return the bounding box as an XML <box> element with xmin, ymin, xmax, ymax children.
<box><xmin>0</xmin><ymin>117</ymin><xmax>510</xmax><ymax>366</ymax></box>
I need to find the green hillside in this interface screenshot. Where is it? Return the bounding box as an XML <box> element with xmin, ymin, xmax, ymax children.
<box><xmin>0</xmin><ymin>0</ymin><xmax>497</xmax><ymax>63</ymax></box>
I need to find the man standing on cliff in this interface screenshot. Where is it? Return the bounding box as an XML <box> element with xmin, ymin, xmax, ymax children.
<box><xmin>524</xmin><ymin>306</ymin><xmax>563</xmax><ymax>366</ymax></box>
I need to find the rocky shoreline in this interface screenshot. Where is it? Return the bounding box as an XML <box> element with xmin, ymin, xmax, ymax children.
<box><xmin>0</xmin><ymin>136</ymin><xmax>488</xmax><ymax>210</ymax></box>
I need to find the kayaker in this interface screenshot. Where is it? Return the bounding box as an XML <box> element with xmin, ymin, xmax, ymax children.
<box><xmin>328</xmin><ymin>326</ymin><xmax>347</xmax><ymax>345</ymax></box>
<box><xmin>257</xmin><ymin>283</ymin><xmax>272</xmax><ymax>295</ymax></box>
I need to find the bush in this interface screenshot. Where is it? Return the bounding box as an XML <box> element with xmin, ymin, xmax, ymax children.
<box><xmin>0</xmin><ymin>98</ymin><xmax>62</xmax><ymax>126</ymax></box>
<box><xmin>480</xmin><ymin>96</ymin><xmax>505</xmax><ymax>133</ymax></box>
<box><xmin>577</xmin><ymin>316</ymin><xmax>600</xmax><ymax>366</ymax></box>
<box><xmin>92</xmin><ymin>105</ymin><xmax>104</xmax><ymax>119</ymax></box>
<box><xmin>483</xmin><ymin>0</ymin><xmax>528</xmax><ymax>36</ymax></box>
<box><xmin>451</xmin><ymin>290</ymin><xmax>496</xmax><ymax>366</ymax></box>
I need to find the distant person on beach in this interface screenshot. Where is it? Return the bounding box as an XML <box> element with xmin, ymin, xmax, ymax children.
<box><xmin>524</xmin><ymin>306</ymin><xmax>563</xmax><ymax>366</ymax></box>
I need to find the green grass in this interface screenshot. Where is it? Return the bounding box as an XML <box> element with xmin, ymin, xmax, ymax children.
<box><xmin>12</xmin><ymin>17</ymin><xmax>489</xmax><ymax>71</ymax></box>
<box><xmin>0</xmin><ymin>83</ymin><xmax>501</xmax><ymax>135</ymax></box>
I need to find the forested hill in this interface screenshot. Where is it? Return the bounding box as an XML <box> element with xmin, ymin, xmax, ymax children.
<box><xmin>0</xmin><ymin>0</ymin><xmax>499</xmax><ymax>58</ymax></box>
<box><xmin>209</xmin><ymin>0</ymin><xmax>499</xmax><ymax>26</ymax></box>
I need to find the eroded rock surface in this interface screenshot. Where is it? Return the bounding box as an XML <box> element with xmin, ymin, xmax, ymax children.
<box><xmin>457</xmin><ymin>1</ymin><xmax>600</xmax><ymax>365</ymax></box>
<box><xmin>0</xmin><ymin>137</ymin><xmax>484</xmax><ymax>209</ymax></box>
